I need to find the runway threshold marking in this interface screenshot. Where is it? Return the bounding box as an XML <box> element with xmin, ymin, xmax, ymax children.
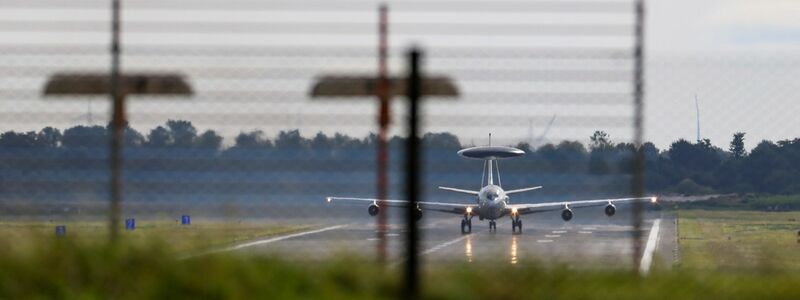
<box><xmin>639</xmin><ymin>219</ymin><xmax>662</xmax><ymax>276</ymax></box>
<box><xmin>182</xmin><ymin>224</ymin><xmax>347</xmax><ymax>259</ymax></box>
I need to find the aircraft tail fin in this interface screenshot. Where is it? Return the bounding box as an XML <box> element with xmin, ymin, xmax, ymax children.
<box><xmin>438</xmin><ymin>186</ymin><xmax>480</xmax><ymax>195</ymax></box>
<box><xmin>505</xmin><ymin>186</ymin><xmax>543</xmax><ymax>195</ymax></box>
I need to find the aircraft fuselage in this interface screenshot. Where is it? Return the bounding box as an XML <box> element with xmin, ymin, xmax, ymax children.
<box><xmin>475</xmin><ymin>184</ymin><xmax>508</xmax><ymax>220</ymax></box>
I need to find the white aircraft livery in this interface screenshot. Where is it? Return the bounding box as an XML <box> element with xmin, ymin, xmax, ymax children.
<box><xmin>326</xmin><ymin>140</ymin><xmax>657</xmax><ymax>234</ymax></box>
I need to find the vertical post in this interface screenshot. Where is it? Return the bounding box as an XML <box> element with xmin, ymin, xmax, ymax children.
<box><xmin>109</xmin><ymin>0</ymin><xmax>124</xmax><ymax>241</ymax></box>
<box><xmin>404</xmin><ymin>48</ymin><xmax>422</xmax><ymax>299</ymax></box>
<box><xmin>631</xmin><ymin>0</ymin><xmax>646</xmax><ymax>271</ymax></box>
<box><xmin>376</xmin><ymin>3</ymin><xmax>390</xmax><ymax>263</ymax></box>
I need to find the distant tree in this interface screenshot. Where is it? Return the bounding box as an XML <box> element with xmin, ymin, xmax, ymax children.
<box><xmin>331</xmin><ymin>133</ymin><xmax>361</xmax><ymax>149</ymax></box>
<box><xmin>729</xmin><ymin>132</ymin><xmax>746</xmax><ymax>159</ymax></box>
<box><xmin>673</xmin><ymin>178</ymin><xmax>715</xmax><ymax>195</ymax></box>
<box><xmin>146</xmin><ymin>126</ymin><xmax>172</xmax><ymax>148</ymax></box>
<box><xmin>667</xmin><ymin>139</ymin><xmax>721</xmax><ymax>172</ymax></box>
<box><xmin>588</xmin><ymin>131</ymin><xmax>613</xmax><ymax>174</ymax></box>
<box><xmin>234</xmin><ymin>130</ymin><xmax>271</xmax><ymax>148</ymax></box>
<box><xmin>589</xmin><ymin>130</ymin><xmax>612</xmax><ymax>150</ymax></box>
<box><xmin>61</xmin><ymin>126</ymin><xmax>107</xmax><ymax>149</ymax></box>
<box><xmin>640</xmin><ymin>142</ymin><xmax>660</xmax><ymax>162</ymax></box>
<box><xmin>538</xmin><ymin>141</ymin><xmax>587</xmax><ymax>171</ymax></box>
<box><xmin>166</xmin><ymin>120</ymin><xmax>197</xmax><ymax>148</ymax></box>
<box><xmin>36</xmin><ymin>127</ymin><xmax>62</xmax><ymax>148</ymax></box>
<box><xmin>423</xmin><ymin>132</ymin><xmax>461</xmax><ymax>150</ymax></box>
<box><xmin>310</xmin><ymin>132</ymin><xmax>332</xmax><ymax>151</ymax></box>
<box><xmin>0</xmin><ymin>131</ymin><xmax>38</xmax><ymax>148</ymax></box>
<box><xmin>124</xmin><ymin>126</ymin><xmax>145</xmax><ymax>147</ymax></box>
<box><xmin>196</xmin><ymin>130</ymin><xmax>223</xmax><ymax>150</ymax></box>
<box><xmin>274</xmin><ymin>129</ymin><xmax>307</xmax><ymax>150</ymax></box>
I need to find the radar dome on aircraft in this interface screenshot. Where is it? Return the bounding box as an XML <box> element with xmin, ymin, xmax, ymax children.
<box><xmin>457</xmin><ymin>146</ymin><xmax>524</xmax><ymax>160</ymax></box>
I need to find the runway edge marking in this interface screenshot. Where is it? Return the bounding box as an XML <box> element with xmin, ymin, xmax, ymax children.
<box><xmin>639</xmin><ymin>219</ymin><xmax>662</xmax><ymax>276</ymax></box>
<box><xmin>182</xmin><ymin>224</ymin><xmax>347</xmax><ymax>259</ymax></box>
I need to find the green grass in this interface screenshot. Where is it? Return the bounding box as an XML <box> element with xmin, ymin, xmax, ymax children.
<box><xmin>677</xmin><ymin>210</ymin><xmax>800</xmax><ymax>271</ymax></box>
<box><xmin>672</xmin><ymin>194</ymin><xmax>800</xmax><ymax>211</ymax></box>
<box><xmin>0</xmin><ymin>220</ymin><xmax>311</xmax><ymax>254</ymax></box>
<box><xmin>0</xmin><ymin>214</ymin><xmax>800</xmax><ymax>298</ymax></box>
<box><xmin>1</xmin><ymin>240</ymin><xmax>800</xmax><ymax>299</ymax></box>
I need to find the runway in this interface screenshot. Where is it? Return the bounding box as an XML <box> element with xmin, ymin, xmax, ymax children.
<box><xmin>231</xmin><ymin>207</ymin><xmax>675</xmax><ymax>269</ymax></box>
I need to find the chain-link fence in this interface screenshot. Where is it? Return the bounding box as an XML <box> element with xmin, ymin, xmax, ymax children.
<box><xmin>0</xmin><ymin>1</ymin><xmax>674</xmax><ymax>296</ymax></box>
<box><xmin>0</xmin><ymin>0</ymin><xmax>652</xmax><ymax>264</ymax></box>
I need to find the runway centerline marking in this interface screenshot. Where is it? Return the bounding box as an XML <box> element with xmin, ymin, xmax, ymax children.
<box><xmin>537</xmin><ymin>239</ymin><xmax>554</xmax><ymax>243</ymax></box>
<box><xmin>544</xmin><ymin>234</ymin><xmax>561</xmax><ymax>238</ymax></box>
<box><xmin>578</xmin><ymin>231</ymin><xmax>593</xmax><ymax>234</ymax></box>
<box><xmin>182</xmin><ymin>224</ymin><xmax>347</xmax><ymax>259</ymax></box>
<box><xmin>552</xmin><ymin>230</ymin><xmax>567</xmax><ymax>234</ymax></box>
<box><xmin>388</xmin><ymin>221</ymin><xmax>511</xmax><ymax>267</ymax></box>
<box><xmin>639</xmin><ymin>219</ymin><xmax>662</xmax><ymax>276</ymax></box>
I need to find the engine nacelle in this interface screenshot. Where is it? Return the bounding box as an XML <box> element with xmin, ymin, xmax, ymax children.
<box><xmin>414</xmin><ymin>208</ymin><xmax>423</xmax><ymax>221</ymax></box>
<box><xmin>368</xmin><ymin>204</ymin><xmax>380</xmax><ymax>216</ymax></box>
<box><xmin>561</xmin><ymin>208</ymin><xmax>574</xmax><ymax>221</ymax></box>
<box><xmin>604</xmin><ymin>204</ymin><xmax>616</xmax><ymax>217</ymax></box>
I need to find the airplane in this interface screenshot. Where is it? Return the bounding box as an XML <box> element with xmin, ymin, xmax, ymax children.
<box><xmin>325</xmin><ymin>140</ymin><xmax>657</xmax><ymax>234</ymax></box>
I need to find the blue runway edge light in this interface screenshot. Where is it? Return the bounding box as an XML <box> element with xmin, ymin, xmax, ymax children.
<box><xmin>181</xmin><ymin>215</ymin><xmax>191</xmax><ymax>225</ymax></box>
<box><xmin>55</xmin><ymin>225</ymin><xmax>66</xmax><ymax>237</ymax></box>
<box><xmin>125</xmin><ymin>218</ymin><xmax>136</xmax><ymax>230</ymax></box>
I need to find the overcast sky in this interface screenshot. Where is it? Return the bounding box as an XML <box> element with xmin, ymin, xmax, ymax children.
<box><xmin>1</xmin><ymin>0</ymin><xmax>799</xmax><ymax>149</ymax></box>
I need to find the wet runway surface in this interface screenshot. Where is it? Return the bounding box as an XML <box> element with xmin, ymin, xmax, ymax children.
<box><xmin>233</xmin><ymin>208</ymin><xmax>675</xmax><ymax>269</ymax></box>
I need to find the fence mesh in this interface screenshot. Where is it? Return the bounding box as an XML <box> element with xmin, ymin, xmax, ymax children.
<box><xmin>2</xmin><ymin>0</ymin><xmax>659</xmax><ymax>269</ymax></box>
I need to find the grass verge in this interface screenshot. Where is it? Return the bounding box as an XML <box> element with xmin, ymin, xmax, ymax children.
<box><xmin>677</xmin><ymin>210</ymin><xmax>800</xmax><ymax>271</ymax></box>
<box><xmin>0</xmin><ymin>220</ymin><xmax>311</xmax><ymax>254</ymax></box>
<box><xmin>1</xmin><ymin>239</ymin><xmax>800</xmax><ymax>299</ymax></box>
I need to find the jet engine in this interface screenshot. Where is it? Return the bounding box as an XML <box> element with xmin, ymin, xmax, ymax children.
<box><xmin>604</xmin><ymin>204</ymin><xmax>616</xmax><ymax>217</ymax></box>
<box><xmin>368</xmin><ymin>204</ymin><xmax>380</xmax><ymax>216</ymax></box>
<box><xmin>561</xmin><ymin>208</ymin><xmax>573</xmax><ymax>221</ymax></box>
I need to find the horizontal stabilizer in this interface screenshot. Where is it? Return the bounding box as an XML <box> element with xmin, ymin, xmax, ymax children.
<box><xmin>438</xmin><ymin>186</ymin><xmax>480</xmax><ymax>195</ymax></box>
<box><xmin>505</xmin><ymin>186</ymin><xmax>543</xmax><ymax>195</ymax></box>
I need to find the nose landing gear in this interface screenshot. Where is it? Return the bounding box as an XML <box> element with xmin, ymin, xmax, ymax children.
<box><xmin>461</xmin><ymin>217</ymin><xmax>472</xmax><ymax>234</ymax></box>
<box><xmin>489</xmin><ymin>220</ymin><xmax>497</xmax><ymax>232</ymax></box>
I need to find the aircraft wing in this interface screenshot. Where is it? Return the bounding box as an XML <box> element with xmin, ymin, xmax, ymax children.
<box><xmin>326</xmin><ymin>197</ymin><xmax>471</xmax><ymax>215</ymax></box>
<box><xmin>508</xmin><ymin>196</ymin><xmax>657</xmax><ymax>215</ymax></box>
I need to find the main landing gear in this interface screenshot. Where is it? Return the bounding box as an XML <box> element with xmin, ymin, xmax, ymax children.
<box><xmin>488</xmin><ymin>220</ymin><xmax>497</xmax><ymax>232</ymax></box>
<box><xmin>511</xmin><ymin>217</ymin><xmax>522</xmax><ymax>234</ymax></box>
<box><xmin>460</xmin><ymin>217</ymin><xmax>472</xmax><ymax>234</ymax></box>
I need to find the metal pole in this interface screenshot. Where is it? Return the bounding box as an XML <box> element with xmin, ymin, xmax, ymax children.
<box><xmin>376</xmin><ymin>3</ymin><xmax>390</xmax><ymax>263</ymax></box>
<box><xmin>631</xmin><ymin>0</ymin><xmax>646</xmax><ymax>271</ymax></box>
<box><xmin>404</xmin><ymin>48</ymin><xmax>421</xmax><ymax>299</ymax></box>
<box><xmin>109</xmin><ymin>0</ymin><xmax>124</xmax><ymax>241</ymax></box>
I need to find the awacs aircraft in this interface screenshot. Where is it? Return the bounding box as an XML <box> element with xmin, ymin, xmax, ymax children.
<box><xmin>326</xmin><ymin>143</ymin><xmax>657</xmax><ymax>234</ymax></box>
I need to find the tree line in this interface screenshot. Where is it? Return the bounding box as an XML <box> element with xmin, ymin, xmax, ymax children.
<box><xmin>0</xmin><ymin>120</ymin><xmax>796</xmax><ymax>197</ymax></box>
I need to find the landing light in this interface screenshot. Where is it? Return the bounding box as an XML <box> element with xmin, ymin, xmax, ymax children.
<box><xmin>651</xmin><ymin>197</ymin><xmax>657</xmax><ymax>204</ymax></box>
<box><xmin>466</xmin><ymin>207</ymin><xmax>473</xmax><ymax>214</ymax></box>
<box><xmin>326</xmin><ymin>197</ymin><xmax>332</xmax><ymax>203</ymax></box>
<box><xmin>511</xmin><ymin>207</ymin><xmax>518</xmax><ymax>215</ymax></box>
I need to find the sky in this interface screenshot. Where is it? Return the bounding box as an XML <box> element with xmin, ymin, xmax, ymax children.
<box><xmin>1</xmin><ymin>0</ymin><xmax>799</xmax><ymax>150</ymax></box>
